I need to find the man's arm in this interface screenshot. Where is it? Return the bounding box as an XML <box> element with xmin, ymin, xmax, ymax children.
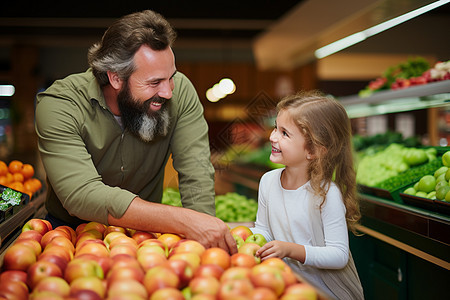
<box><xmin>108</xmin><ymin>197</ymin><xmax>237</xmax><ymax>254</ymax></box>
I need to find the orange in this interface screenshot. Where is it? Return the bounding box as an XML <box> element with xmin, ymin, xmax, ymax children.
<box><xmin>5</xmin><ymin>173</ymin><xmax>13</xmax><ymax>184</ymax></box>
<box><xmin>0</xmin><ymin>161</ymin><xmax>8</xmax><ymax>176</ymax></box>
<box><xmin>21</xmin><ymin>164</ymin><xmax>34</xmax><ymax>180</ymax></box>
<box><xmin>8</xmin><ymin>160</ymin><xmax>23</xmax><ymax>174</ymax></box>
<box><xmin>12</xmin><ymin>172</ymin><xmax>24</xmax><ymax>183</ymax></box>
<box><xmin>9</xmin><ymin>181</ymin><xmax>24</xmax><ymax>192</ymax></box>
<box><xmin>0</xmin><ymin>176</ymin><xmax>8</xmax><ymax>186</ymax></box>
<box><xmin>23</xmin><ymin>179</ymin><xmax>36</xmax><ymax>193</ymax></box>
<box><xmin>30</xmin><ymin>178</ymin><xmax>42</xmax><ymax>192</ymax></box>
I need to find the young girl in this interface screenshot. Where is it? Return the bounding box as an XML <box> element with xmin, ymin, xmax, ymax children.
<box><xmin>252</xmin><ymin>90</ymin><xmax>364</xmax><ymax>300</ymax></box>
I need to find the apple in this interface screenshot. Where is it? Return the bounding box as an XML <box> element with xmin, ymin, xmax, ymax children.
<box><xmin>45</xmin><ymin>236</ymin><xmax>75</xmax><ymax>254</ymax></box>
<box><xmin>76</xmin><ymin>230</ymin><xmax>104</xmax><ymax>246</ymax></box>
<box><xmin>68</xmin><ymin>289</ymin><xmax>103</xmax><ymax>300</ymax></box>
<box><xmin>110</xmin><ymin>254</ymin><xmax>141</xmax><ymax>270</ymax></box>
<box><xmin>109</xmin><ymin>244</ymin><xmax>138</xmax><ymax>258</ymax></box>
<box><xmin>30</xmin><ymin>290</ymin><xmax>67</xmax><ymax>300</ymax></box>
<box><xmin>106</xmin><ymin>266</ymin><xmax>145</xmax><ymax>285</ymax></box>
<box><xmin>250</xmin><ymin>264</ymin><xmax>285</xmax><ymax>297</ymax></box>
<box><xmin>74</xmin><ymin>241</ymin><xmax>109</xmax><ymax>258</ymax></box>
<box><xmin>64</xmin><ymin>258</ymin><xmax>104</xmax><ymax>284</ymax></box>
<box><xmin>22</xmin><ymin>218</ymin><xmax>51</xmax><ymax>235</ymax></box>
<box><xmin>245</xmin><ymin>234</ymin><xmax>267</xmax><ymax>247</ymax></box>
<box><xmin>150</xmin><ymin>287</ymin><xmax>184</xmax><ymax>300</ymax></box>
<box><xmin>230</xmin><ymin>252</ymin><xmax>257</xmax><ymax>268</ymax></box>
<box><xmin>200</xmin><ymin>247</ymin><xmax>231</xmax><ymax>271</ymax></box>
<box><xmin>193</xmin><ymin>264</ymin><xmax>224</xmax><ymax>280</ymax></box>
<box><xmin>0</xmin><ymin>270</ymin><xmax>27</xmax><ymax>284</ymax></box>
<box><xmin>75</xmin><ymin>223</ymin><xmax>87</xmax><ymax>236</ymax></box>
<box><xmin>103</xmin><ymin>225</ymin><xmax>127</xmax><ymax>237</ymax></box>
<box><xmin>17</xmin><ymin>229</ymin><xmax>43</xmax><ymax>244</ymax></box>
<box><xmin>281</xmin><ymin>282</ymin><xmax>318</xmax><ymax>300</ymax></box>
<box><xmin>157</xmin><ymin>233</ymin><xmax>182</xmax><ymax>250</ymax></box>
<box><xmin>238</xmin><ymin>242</ymin><xmax>261</xmax><ymax>264</ymax></box>
<box><xmin>32</xmin><ymin>276</ymin><xmax>70</xmax><ymax>297</ymax></box>
<box><xmin>138</xmin><ymin>252</ymin><xmax>167</xmax><ymax>271</ymax></box>
<box><xmin>190</xmin><ymin>294</ymin><xmax>216</xmax><ymax>300</ymax></box>
<box><xmin>260</xmin><ymin>257</ymin><xmax>298</xmax><ymax>286</ymax></box>
<box><xmin>108</xmin><ymin>235</ymin><xmax>138</xmax><ymax>250</ymax></box>
<box><xmin>220</xmin><ymin>266</ymin><xmax>251</xmax><ymax>282</ymax></box>
<box><xmin>80</xmin><ymin>221</ymin><xmax>107</xmax><ymax>236</ymax></box>
<box><xmin>442</xmin><ymin>150</ymin><xmax>450</xmax><ymax>167</ymax></box>
<box><xmin>15</xmin><ymin>238</ymin><xmax>42</xmax><ymax>256</ymax></box>
<box><xmin>107</xmin><ymin>279</ymin><xmax>148</xmax><ymax>299</ymax></box>
<box><xmin>0</xmin><ymin>279</ymin><xmax>29</xmax><ymax>300</ymax></box>
<box><xmin>103</xmin><ymin>231</ymin><xmax>127</xmax><ymax>248</ymax></box>
<box><xmin>38</xmin><ymin>253</ymin><xmax>69</xmax><ymax>273</ymax></box>
<box><xmin>3</xmin><ymin>243</ymin><xmax>37</xmax><ymax>271</ymax></box>
<box><xmin>169</xmin><ymin>252</ymin><xmax>201</xmax><ymax>271</ymax></box>
<box><xmin>230</xmin><ymin>225</ymin><xmax>253</xmax><ymax>241</ymax></box>
<box><xmin>233</xmin><ymin>235</ymin><xmax>245</xmax><ymax>248</ymax></box>
<box><xmin>189</xmin><ymin>276</ymin><xmax>220</xmax><ymax>297</ymax></box>
<box><xmin>138</xmin><ymin>239</ymin><xmax>168</xmax><ymax>256</ymax></box>
<box><xmin>41</xmin><ymin>245</ymin><xmax>73</xmax><ymax>262</ymax></box>
<box><xmin>164</xmin><ymin>259</ymin><xmax>194</xmax><ymax>288</ymax></box>
<box><xmin>170</xmin><ymin>239</ymin><xmax>206</xmax><ymax>257</ymax></box>
<box><xmin>218</xmin><ymin>278</ymin><xmax>253</xmax><ymax>299</ymax></box>
<box><xmin>131</xmin><ymin>230</ymin><xmax>157</xmax><ymax>244</ymax></box>
<box><xmin>54</xmin><ymin>226</ymin><xmax>77</xmax><ymax>244</ymax></box>
<box><xmin>27</xmin><ymin>260</ymin><xmax>63</xmax><ymax>289</ymax></box>
<box><xmin>137</xmin><ymin>244</ymin><xmax>167</xmax><ymax>258</ymax></box>
<box><xmin>69</xmin><ymin>276</ymin><xmax>106</xmax><ymax>299</ymax></box>
<box><xmin>41</xmin><ymin>230</ymin><xmax>72</xmax><ymax>249</ymax></box>
<box><xmin>75</xmin><ymin>238</ymin><xmax>106</xmax><ymax>253</ymax></box>
<box><xmin>249</xmin><ymin>287</ymin><xmax>278</xmax><ymax>300</ymax></box>
<box><xmin>143</xmin><ymin>265</ymin><xmax>180</xmax><ymax>296</ymax></box>
<box><xmin>74</xmin><ymin>253</ymin><xmax>112</xmax><ymax>276</ymax></box>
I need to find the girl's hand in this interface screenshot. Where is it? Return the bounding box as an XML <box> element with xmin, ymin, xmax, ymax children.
<box><xmin>256</xmin><ymin>240</ymin><xmax>289</xmax><ymax>261</ymax></box>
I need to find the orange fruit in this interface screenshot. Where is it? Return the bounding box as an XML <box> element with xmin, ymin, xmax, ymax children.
<box><xmin>5</xmin><ymin>173</ymin><xmax>13</xmax><ymax>184</ymax></box>
<box><xmin>23</xmin><ymin>179</ymin><xmax>36</xmax><ymax>193</ymax></box>
<box><xmin>0</xmin><ymin>176</ymin><xmax>8</xmax><ymax>186</ymax></box>
<box><xmin>12</xmin><ymin>172</ymin><xmax>24</xmax><ymax>183</ymax></box>
<box><xmin>30</xmin><ymin>178</ymin><xmax>42</xmax><ymax>192</ymax></box>
<box><xmin>8</xmin><ymin>160</ymin><xmax>23</xmax><ymax>174</ymax></box>
<box><xmin>9</xmin><ymin>181</ymin><xmax>24</xmax><ymax>192</ymax></box>
<box><xmin>21</xmin><ymin>164</ymin><xmax>34</xmax><ymax>180</ymax></box>
<box><xmin>0</xmin><ymin>161</ymin><xmax>8</xmax><ymax>176</ymax></box>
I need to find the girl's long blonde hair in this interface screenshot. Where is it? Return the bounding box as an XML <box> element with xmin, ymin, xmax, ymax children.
<box><xmin>277</xmin><ymin>90</ymin><xmax>361</xmax><ymax>234</ymax></box>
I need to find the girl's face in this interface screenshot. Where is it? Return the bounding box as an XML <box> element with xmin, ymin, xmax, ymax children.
<box><xmin>269</xmin><ymin>109</ymin><xmax>311</xmax><ymax>168</ymax></box>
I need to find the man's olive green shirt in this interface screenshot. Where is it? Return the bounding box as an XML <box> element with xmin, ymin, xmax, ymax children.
<box><xmin>35</xmin><ymin>69</ymin><xmax>215</xmax><ymax>226</ymax></box>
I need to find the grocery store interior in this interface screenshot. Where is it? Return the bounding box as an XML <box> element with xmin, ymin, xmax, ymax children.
<box><xmin>0</xmin><ymin>0</ymin><xmax>449</xmax><ymax>299</ymax></box>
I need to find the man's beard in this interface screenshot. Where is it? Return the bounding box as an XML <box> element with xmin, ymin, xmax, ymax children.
<box><xmin>117</xmin><ymin>82</ymin><xmax>170</xmax><ymax>142</ymax></box>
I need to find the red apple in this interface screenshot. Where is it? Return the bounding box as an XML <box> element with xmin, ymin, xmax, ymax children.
<box><xmin>45</xmin><ymin>236</ymin><xmax>75</xmax><ymax>254</ymax></box>
<box><xmin>238</xmin><ymin>242</ymin><xmax>261</xmax><ymax>264</ymax></box>
<box><xmin>64</xmin><ymin>259</ymin><xmax>104</xmax><ymax>284</ymax></box>
<box><xmin>103</xmin><ymin>225</ymin><xmax>127</xmax><ymax>237</ymax></box>
<box><xmin>249</xmin><ymin>287</ymin><xmax>278</xmax><ymax>300</ymax></box>
<box><xmin>0</xmin><ymin>279</ymin><xmax>29</xmax><ymax>300</ymax></box>
<box><xmin>250</xmin><ymin>264</ymin><xmax>285</xmax><ymax>297</ymax></box>
<box><xmin>150</xmin><ymin>287</ymin><xmax>184</xmax><ymax>300</ymax></box>
<box><xmin>157</xmin><ymin>233</ymin><xmax>182</xmax><ymax>250</ymax></box>
<box><xmin>41</xmin><ymin>230</ymin><xmax>71</xmax><ymax>249</ymax></box>
<box><xmin>281</xmin><ymin>282</ymin><xmax>318</xmax><ymax>300</ymax></box>
<box><xmin>32</xmin><ymin>276</ymin><xmax>70</xmax><ymax>297</ymax></box>
<box><xmin>169</xmin><ymin>252</ymin><xmax>201</xmax><ymax>271</ymax></box>
<box><xmin>200</xmin><ymin>247</ymin><xmax>231</xmax><ymax>270</ymax></box>
<box><xmin>75</xmin><ymin>253</ymin><xmax>112</xmax><ymax>276</ymax></box>
<box><xmin>0</xmin><ymin>270</ymin><xmax>27</xmax><ymax>284</ymax></box>
<box><xmin>69</xmin><ymin>276</ymin><xmax>106</xmax><ymax>299</ymax></box>
<box><xmin>220</xmin><ymin>266</ymin><xmax>251</xmax><ymax>282</ymax></box>
<box><xmin>108</xmin><ymin>235</ymin><xmax>138</xmax><ymax>250</ymax></box>
<box><xmin>231</xmin><ymin>252</ymin><xmax>257</xmax><ymax>268</ymax></box>
<box><xmin>137</xmin><ymin>244</ymin><xmax>167</xmax><ymax>258</ymax></box>
<box><xmin>164</xmin><ymin>259</ymin><xmax>194</xmax><ymax>288</ymax></box>
<box><xmin>110</xmin><ymin>254</ymin><xmax>141</xmax><ymax>270</ymax></box>
<box><xmin>22</xmin><ymin>218</ymin><xmax>51</xmax><ymax>235</ymax></box>
<box><xmin>106</xmin><ymin>266</ymin><xmax>145</xmax><ymax>285</ymax></box>
<box><xmin>75</xmin><ymin>223</ymin><xmax>87</xmax><ymax>236</ymax></box>
<box><xmin>103</xmin><ymin>231</ymin><xmax>127</xmax><ymax>248</ymax></box>
<box><xmin>143</xmin><ymin>265</ymin><xmax>179</xmax><ymax>296</ymax></box>
<box><xmin>27</xmin><ymin>260</ymin><xmax>63</xmax><ymax>289</ymax></box>
<box><xmin>16</xmin><ymin>229</ymin><xmax>43</xmax><ymax>244</ymax></box>
<box><xmin>170</xmin><ymin>239</ymin><xmax>206</xmax><ymax>257</ymax></box>
<box><xmin>107</xmin><ymin>279</ymin><xmax>148</xmax><ymax>299</ymax></box>
<box><xmin>75</xmin><ymin>242</ymin><xmax>109</xmax><ymax>258</ymax></box>
<box><xmin>41</xmin><ymin>245</ymin><xmax>73</xmax><ymax>262</ymax></box>
<box><xmin>75</xmin><ymin>239</ymin><xmax>106</xmax><ymax>254</ymax></box>
<box><xmin>80</xmin><ymin>221</ymin><xmax>106</xmax><ymax>236</ymax></box>
<box><xmin>189</xmin><ymin>276</ymin><xmax>220</xmax><ymax>297</ymax></box>
<box><xmin>41</xmin><ymin>219</ymin><xmax>53</xmax><ymax>231</ymax></box>
<box><xmin>38</xmin><ymin>252</ymin><xmax>69</xmax><ymax>274</ymax></box>
<box><xmin>193</xmin><ymin>264</ymin><xmax>224</xmax><ymax>280</ymax></box>
<box><xmin>230</xmin><ymin>225</ymin><xmax>253</xmax><ymax>241</ymax></box>
<box><xmin>138</xmin><ymin>239</ymin><xmax>168</xmax><ymax>256</ymax></box>
<box><xmin>218</xmin><ymin>278</ymin><xmax>253</xmax><ymax>299</ymax></box>
<box><xmin>68</xmin><ymin>289</ymin><xmax>102</xmax><ymax>300</ymax></box>
<box><xmin>76</xmin><ymin>230</ymin><xmax>104</xmax><ymax>246</ymax></box>
<box><xmin>131</xmin><ymin>230</ymin><xmax>157</xmax><ymax>244</ymax></box>
<box><xmin>54</xmin><ymin>226</ymin><xmax>77</xmax><ymax>244</ymax></box>
<box><xmin>138</xmin><ymin>252</ymin><xmax>167</xmax><ymax>271</ymax></box>
<box><xmin>109</xmin><ymin>244</ymin><xmax>137</xmax><ymax>259</ymax></box>
<box><xmin>15</xmin><ymin>238</ymin><xmax>42</xmax><ymax>257</ymax></box>
<box><xmin>3</xmin><ymin>243</ymin><xmax>37</xmax><ymax>271</ymax></box>
<box><xmin>261</xmin><ymin>257</ymin><xmax>298</xmax><ymax>286</ymax></box>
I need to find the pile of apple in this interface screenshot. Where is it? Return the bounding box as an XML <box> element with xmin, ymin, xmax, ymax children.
<box><xmin>0</xmin><ymin>219</ymin><xmax>320</xmax><ymax>300</ymax></box>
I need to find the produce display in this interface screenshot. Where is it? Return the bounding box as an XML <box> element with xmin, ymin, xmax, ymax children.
<box><xmin>0</xmin><ymin>219</ymin><xmax>321</xmax><ymax>299</ymax></box>
<box><xmin>356</xmin><ymin>143</ymin><xmax>439</xmax><ymax>188</ymax></box>
<box><xmin>402</xmin><ymin>150</ymin><xmax>450</xmax><ymax>203</ymax></box>
<box><xmin>162</xmin><ymin>188</ymin><xmax>258</xmax><ymax>223</ymax></box>
<box><xmin>358</xmin><ymin>57</ymin><xmax>450</xmax><ymax>97</ymax></box>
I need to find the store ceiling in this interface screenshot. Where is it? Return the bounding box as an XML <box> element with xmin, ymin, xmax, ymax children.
<box><xmin>0</xmin><ymin>0</ymin><xmax>449</xmax><ymax>70</ymax></box>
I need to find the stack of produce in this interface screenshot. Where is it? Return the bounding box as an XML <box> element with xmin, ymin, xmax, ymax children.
<box><xmin>162</xmin><ymin>188</ymin><xmax>258</xmax><ymax>223</ymax></box>
<box><xmin>403</xmin><ymin>150</ymin><xmax>450</xmax><ymax>202</ymax></box>
<box><xmin>0</xmin><ymin>219</ymin><xmax>320</xmax><ymax>299</ymax></box>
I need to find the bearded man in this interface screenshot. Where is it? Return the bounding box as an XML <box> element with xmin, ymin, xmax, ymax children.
<box><xmin>35</xmin><ymin>10</ymin><xmax>237</xmax><ymax>254</ymax></box>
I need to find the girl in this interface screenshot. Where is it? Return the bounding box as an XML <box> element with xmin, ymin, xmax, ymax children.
<box><xmin>252</xmin><ymin>90</ymin><xmax>364</xmax><ymax>300</ymax></box>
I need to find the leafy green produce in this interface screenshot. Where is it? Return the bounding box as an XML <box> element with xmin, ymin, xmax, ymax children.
<box><xmin>161</xmin><ymin>187</ymin><xmax>182</xmax><ymax>207</ymax></box>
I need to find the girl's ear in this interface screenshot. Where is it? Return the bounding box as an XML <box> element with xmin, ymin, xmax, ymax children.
<box><xmin>107</xmin><ymin>71</ymin><xmax>123</xmax><ymax>90</ymax></box>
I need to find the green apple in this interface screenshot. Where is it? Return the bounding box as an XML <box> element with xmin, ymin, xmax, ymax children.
<box><xmin>415</xmin><ymin>191</ymin><xmax>428</xmax><ymax>198</ymax></box>
<box><xmin>427</xmin><ymin>191</ymin><xmax>436</xmax><ymax>199</ymax></box>
<box><xmin>233</xmin><ymin>235</ymin><xmax>245</xmax><ymax>249</ymax></box>
<box><xmin>436</xmin><ymin>185</ymin><xmax>450</xmax><ymax>200</ymax></box>
<box><xmin>434</xmin><ymin>166</ymin><xmax>449</xmax><ymax>178</ymax></box>
<box><xmin>442</xmin><ymin>151</ymin><xmax>450</xmax><ymax>167</ymax></box>
<box><xmin>403</xmin><ymin>187</ymin><xmax>416</xmax><ymax>195</ymax></box>
<box><xmin>445</xmin><ymin>190</ymin><xmax>450</xmax><ymax>202</ymax></box>
<box><xmin>417</xmin><ymin>175</ymin><xmax>436</xmax><ymax>193</ymax></box>
<box><xmin>245</xmin><ymin>234</ymin><xmax>267</xmax><ymax>247</ymax></box>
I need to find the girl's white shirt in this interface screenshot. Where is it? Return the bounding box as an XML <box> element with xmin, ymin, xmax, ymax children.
<box><xmin>252</xmin><ymin>168</ymin><xmax>349</xmax><ymax>297</ymax></box>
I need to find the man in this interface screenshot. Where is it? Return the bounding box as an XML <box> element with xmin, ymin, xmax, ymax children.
<box><xmin>35</xmin><ymin>10</ymin><xmax>236</xmax><ymax>253</ymax></box>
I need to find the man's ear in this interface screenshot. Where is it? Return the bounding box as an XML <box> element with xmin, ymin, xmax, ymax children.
<box><xmin>107</xmin><ymin>71</ymin><xmax>123</xmax><ymax>90</ymax></box>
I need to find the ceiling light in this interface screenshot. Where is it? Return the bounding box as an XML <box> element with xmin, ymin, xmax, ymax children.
<box><xmin>0</xmin><ymin>85</ymin><xmax>15</xmax><ymax>97</ymax></box>
<box><xmin>315</xmin><ymin>0</ymin><xmax>450</xmax><ymax>59</ymax></box>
